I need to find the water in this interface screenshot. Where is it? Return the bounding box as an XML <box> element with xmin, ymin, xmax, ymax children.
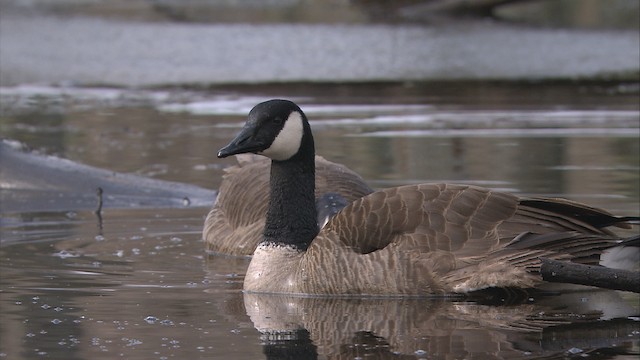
<box><xmin>1</xmin><ymin>82</ymin><xmax>639</xmax><ymax>359</ymax></box>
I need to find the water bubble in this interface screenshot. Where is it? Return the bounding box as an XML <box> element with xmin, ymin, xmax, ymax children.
<box><xmin>95</xmin><ymin>235</ymin><xmax>105</xmax><ymax>241</ymax></box>
<box><xmin>160</xmin><ymin>319</ymin><xmax>174</xmax><ymax>326</ymax></box>
<box><xmin>65</xmin><ymin>211</ymin><xmax>77</xmax><ymax>219</ymax></box>
<box><xmin>124</xmin><ymin>338</ymin><xmax>143</xmax><ymax>347</ymax></box>
<box><xmin>415</xmin><ymin>349</ymin><xmax>427</xmax><ymax>356</ymax></box>
<box><xmin>144</xmin><ymin>316</ymin><xmax>158</xmax><ymax>324</ymax></box>
<box><xmin>168</xmin><ymin>339</ymin><xmax>180</xmax><ymax>348</ymax></box>
<box><xmin>53</xmin><ymin>250</ymin><xmax>80</xmax><ymax>259</ymax></box>
<box><xmin>568</xmin><ymin>347</ymin><xmax>583</xmax><ymax>354</ymax></box>
<box><xmin>41</xmin><ymin>304</ymin><xmax>51</xmax><ymax>310</ymax></box>
<box><xmin>51</xmin><ymin>319</ymin><xmax>62</xmax><ymax>325</ymax></box>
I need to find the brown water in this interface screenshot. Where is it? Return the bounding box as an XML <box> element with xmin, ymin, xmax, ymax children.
<box><xmin>1</xmin><ymin>82</ymin><xmax>639</xmax><ymax>359</ymax></box>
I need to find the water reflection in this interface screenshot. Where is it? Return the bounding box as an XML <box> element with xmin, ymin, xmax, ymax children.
<box><xmin>244</xmin><ymin>291</ymin><xmax>639</xmax><ymax>359</ymax></box>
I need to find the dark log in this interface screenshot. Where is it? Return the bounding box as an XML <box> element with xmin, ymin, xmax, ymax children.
<box><xmin>540</xmin><ymin>258</ymin><xmax>640</xmax><ymax>293</ymax></box>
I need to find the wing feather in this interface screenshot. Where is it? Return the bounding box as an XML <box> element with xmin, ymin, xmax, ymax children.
<box><xmin>321</xmin><ymin>183</ymin><xmax>519</xmax><ymax>255</ymax></box>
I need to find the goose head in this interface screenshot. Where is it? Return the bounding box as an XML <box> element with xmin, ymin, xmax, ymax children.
<box><xmin>218</xmin><ymin>99</ymin><xmax>319</xmax><ymax>250</ymax></box>
<box><xmin>218</xmin><ymin>99</ymin><xmax>313</xmax><ymax>162</ymax></box>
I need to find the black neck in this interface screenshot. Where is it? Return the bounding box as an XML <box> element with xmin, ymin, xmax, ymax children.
<box><xmin>263</xmin><ymin>130</ymin><xmax>317</xmax><ymax>251</ymax></box>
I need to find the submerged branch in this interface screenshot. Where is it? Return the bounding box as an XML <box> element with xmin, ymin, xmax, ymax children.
<box><xmin>540</xmin><ymin>258</ymin><xmax>640</xmax><ymax>293</ymax></box>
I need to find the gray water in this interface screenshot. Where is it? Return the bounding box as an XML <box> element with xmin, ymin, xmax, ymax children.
<box><xmin>1</xmin><ymin>82</ymin><xmax>639</xmax><ymax>359</ymax></box>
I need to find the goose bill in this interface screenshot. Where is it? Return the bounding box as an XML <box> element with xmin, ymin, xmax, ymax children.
<box><xmin>218</xmin><ymin>125</ymin><xmax>265</xmax><ymax>158</ymax></box>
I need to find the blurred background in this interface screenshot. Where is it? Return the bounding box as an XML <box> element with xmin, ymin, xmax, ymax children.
<box><xmin>1</xmin><ymin>0</ymin><xmax>639</xmax><ymax>86</ymax></box>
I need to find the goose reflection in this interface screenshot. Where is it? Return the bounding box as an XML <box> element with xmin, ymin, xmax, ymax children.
<box><xmin>244</xmin><ymin>291</ymin><xmax>639</xmax><ymax>359</ymax></box>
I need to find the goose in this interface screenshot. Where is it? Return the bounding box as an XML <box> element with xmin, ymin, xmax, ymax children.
<box><xmin>204</xmin><ymin>154</ymin><xmax>372</xmax><ymax>256</ymax></box>
<box><xmin>217</xmin><ymin>99</ymin><xmax>639</xmax><ymax>296</ymax></box>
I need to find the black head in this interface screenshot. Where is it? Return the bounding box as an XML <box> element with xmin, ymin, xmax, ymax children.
<box><xmin>218</xmin><ymin>99</ymin><xmax>310</xmax><ymax>161</ymax></box>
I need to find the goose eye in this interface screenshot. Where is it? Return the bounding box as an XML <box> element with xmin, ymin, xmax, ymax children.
<box><xmin>273</xmin><ymin>117</ymin><xmax>283</xmax><ymax>125</ymax></box>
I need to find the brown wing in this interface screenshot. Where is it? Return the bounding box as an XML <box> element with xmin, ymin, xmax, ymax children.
<box><xmin>495</xmin><ymin>195</ymin><xmax>640</xmax><ymax>268</ymax></box>
<box><xmin>505</xmin><ymin>197</ymin><xmax>635</xmax><ymax>235</ymax></box>
<box><xmin>321</xmin><ymin>183</ymin><xmax>519</xmax><ymax>256</ymax></box>
<box><xmin>297</xmin><ymin>184</ymin><xmax>521</xmax><ymax>294</ymax></box>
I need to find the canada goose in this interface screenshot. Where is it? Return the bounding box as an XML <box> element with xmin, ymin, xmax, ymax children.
<box><xmin>217</xmin><ymin>99</ymin><xmax>639</xmax><ymax>296</ymax></box>
<box><xmin>204</xmin><ymin>154</ymin><xmax>373</xmax><ymax>256</ymax></box>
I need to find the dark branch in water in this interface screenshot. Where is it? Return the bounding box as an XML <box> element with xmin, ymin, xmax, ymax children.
<box><xmin>95</xmin><ymin>187</ymin><xmax>103</xmax><ymax>215</ymax></box>
<box><xmin>95</xmin><ymin>187</ymin><xmax>104</xmax><ymax>235</ymax></box>
<box><xmin>540</xmin><ymin>258</ymin><xmax>640</xmax><ymax>293</ymax></box>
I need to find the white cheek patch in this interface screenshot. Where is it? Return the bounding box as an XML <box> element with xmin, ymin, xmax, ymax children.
<box><xmin>260</xmin><ymin>111</ymin><xmax>304</xmax><ymax>161</ymax></box>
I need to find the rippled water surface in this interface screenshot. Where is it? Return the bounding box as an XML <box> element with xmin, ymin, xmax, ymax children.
<box><xmin>1</xmin><ymin>82</ymin><xmax>639</xmax><ymax>359</ymax></box>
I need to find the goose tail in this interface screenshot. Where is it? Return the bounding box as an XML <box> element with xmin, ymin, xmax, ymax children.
<box><xmin>600</xmin><ymin>234</ymin><xmax>640</xmax><ymax>271</ymax></box>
